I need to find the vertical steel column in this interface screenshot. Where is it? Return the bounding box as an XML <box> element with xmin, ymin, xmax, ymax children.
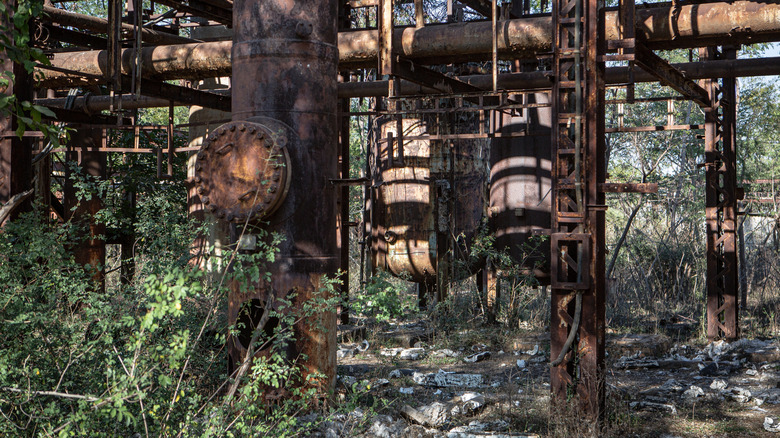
<box><xmin>64</xmin><ymin>129</ymin><xmax>107</xmax><ymax>293</ymax></box>
<box><xmin>0</xmin><ymin>0</ymin><xmax>33</xmax><ymax>222</ymax></box>
<box><xmin>229</xmin><ymin>0</ymin><xmax>339</xmax><ymax>395</ymax></box>
<box><xmin>337</xmin><ymin>4</ymin><xmax>352</xmax><ymax>326</ymax></box>
<box><xmin>703</xmin><ymin>46</ymin><xmax>739</xmax><ymax>340</ymax></box>
<box><xmin>550</xmin><ymin>0</ymin><xmax>606</xmax><ymax>420</ymax></box>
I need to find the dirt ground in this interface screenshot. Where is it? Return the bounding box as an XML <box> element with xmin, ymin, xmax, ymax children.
<box><xmin>326</xmin><ymin>321</ymin><xmax>780</xmax><ymax>438</ymax></box>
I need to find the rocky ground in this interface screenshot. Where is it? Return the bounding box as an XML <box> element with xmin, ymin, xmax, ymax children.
<box><xmin>303</xmin><ymin>321</ymin><xmax>780</xmax><ymax>437</ymax></box>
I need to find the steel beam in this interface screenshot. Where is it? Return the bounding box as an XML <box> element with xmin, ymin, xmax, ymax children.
<box><xmin>152</xmin><ymin>0</ymin><xmax>232</xmax><ymax>26</ymax></box>
<box><xmin>36</xmin><ymin>1</ymin><xmax>780</xmax><ymax>86</ymax></box>
<box><xmin>703</xmin><ymin>46</ymin><xmax>739</xmax><ymax>340</ymax></box>
<box><xmin>550</xmin><ymin>0</ymin><xmax>606</xmax><ymax>421</ymax></box>
<box><xmin>42</xmin><ymin>5</ymin><xmax>197</xmax><ymax>46</ymax></box>
<box><xmin>633</xmin><ymin>43</ymin><xmax>709</xmax><ymax>108</ymax></box>
<box><xmin>0</xmin><ymin>0</ymin><xmax>33</xmax><ymax>223</ymax></box>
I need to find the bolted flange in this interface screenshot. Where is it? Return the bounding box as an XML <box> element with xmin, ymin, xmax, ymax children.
<box><xmin>194</xmin><ymin>121</ymin><xmax>291</xmax><ymax>222</ymax></box>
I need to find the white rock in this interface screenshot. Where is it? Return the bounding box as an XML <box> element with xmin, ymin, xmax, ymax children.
<box><xmin>764</xmin><ymin>416</ymin><xmax>780</xmax><ymax>433</ymax></box>
<box><xmin>413</xmin><ymin>370</ymin><xmax>484</xmax><ymax>388</ymax></box>
<box><xmin>380</xmin><ymin>348</ymin><xmax>404</xmax><ymax>357</ymax></box>
<box><xmin>459</xmin><ymin>392</ymin><xmax>485</xmax><ymax>413</ymax></box>
<box><xmin>399</xmin><ymin>348</ymin><xmax>425</xmax><ymax>361</ymax></box>
<box><xmin>746</xmin><ymin>369</ymin><xmax>759</xmax><ymax>376</ymax></box>
<box><xmin>524</xmin><ymin>345</ymin><xmax>540</xmax><ymax>356</ymax></box>
<box><xmin>399</xmin><ymin>387</ymin><xmax>414</xmax><ymax>395</ymax></box>
<box><xmin>463</xmin><ymin>352</ymin><xmax>491</xmax><ymax>363</ymax></box>
<box><xmin>401</xmin><ymin>402</ymin><xmax>449</xmax><ymax>427</ymax></box>
<box><xmin>433</xmin><ymin>349</ymin><xmax>460</xmax><ymax>358</ymax></box>
<box><xmin>710</xmin><ymin>379</ymin><xmax>728</xmax><ymax>390</ymax></box>
<box><xmin>683</xmin><ymin>385</ymin><xmax>704</xmax><ymax>399</ymax></box>
<box><xmin>517</xmin><ymin>359</ymin><xmax>527</xmax><ymax>369</ymax></box>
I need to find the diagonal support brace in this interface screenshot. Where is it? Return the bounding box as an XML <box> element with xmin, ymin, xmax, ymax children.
<box><xmin>634</xmin><ymin>43</ymin><xmax>709</xmax><ymax>108</ymax></box>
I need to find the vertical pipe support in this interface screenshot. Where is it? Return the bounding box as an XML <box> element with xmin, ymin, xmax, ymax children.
<box><xmin>703</xmin><ymin>46</ymin><xmax>739</xmax><ymax>340</ymax></box>
<box><xmin>0</xmin><ymin>0</ymin><xmax>33</xmax><ymax>222</ymax></box>
<box><xmin>550</xmin><ymin>0</ymin><xmax>606</xmax><ymax>421</ymax></box>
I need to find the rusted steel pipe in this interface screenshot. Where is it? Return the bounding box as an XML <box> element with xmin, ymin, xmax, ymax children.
<box><xmin>223</xmin><ymin>0</ymin><xmax>338</xmax><ymax>397</ymax></box>
<box><xmin>42</xmin><ymin>5</ymin><xmax>198</xmax><ymax>45</ymax></box>
<box><xmin>37</xmin><ymin>1</ymin><xmax>780</xmax><ymax>86</ymax></box>
<box><xmin>35</xmin><ymin>56</ymin><xmax>780</xmax><ymax>112</ymax></box>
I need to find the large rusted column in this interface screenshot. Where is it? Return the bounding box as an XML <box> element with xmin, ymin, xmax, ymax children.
<box><xmin>195</xmin><ymin>0</ymin><xmax>338</xmax><ymax>397</ymax></box>
<box><xmin>549</xmin><ymin>0</ymin><xmax>606</xmax><ymax>421</ymax></box>
<box><xmin>64</xmin><ymin>129</ymin><xmax>107</xmax><ymax>293</ymax></box>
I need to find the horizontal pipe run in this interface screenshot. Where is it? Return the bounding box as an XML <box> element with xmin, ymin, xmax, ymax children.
<box><xmin>37</xmin><ymin>1</ymin><xmax>780</xmax><ymax>87</ymax></box>
<box><xmin>43</xmin><ymin>6</ymin><xmax>198</xmax><ymax>46</ymax></box>
<box><xmin>35</xmin><ymin>57</ymin><xmax>780</xmax><ymax>111</ymax></box>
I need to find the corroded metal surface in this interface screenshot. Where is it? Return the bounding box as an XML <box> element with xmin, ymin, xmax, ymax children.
<box><xmin>703</xmin><ymin>47</ymin><xmax>739</xmax><ymax>341</ymax></box>
<box><xmin>194</xmin><ymin>121</ymin><xmax>290</xmax><ymax>222</ymax></box>
<box><xmin>490</xmin><ymin>92</ymin><xmax>552</xmax><ymax>282</ymax></box>
<box><xmin>38</xmin><ymin>1</ymin><xmax>780</xmax><ymax>85</ymax></box>
<box><xmin>64</xmin><ymin>128</ymin><xmax>106</xmax><ymax>293</ymax></box>
<box><xmin>370</xmin><ymin>115</ymin><xmax>488</xmax><ymax>284</ymax></box>
<box><xmin>226</xmin><ymin>0</ymin><xmax>339</xmax><ymax>398</ymax></box>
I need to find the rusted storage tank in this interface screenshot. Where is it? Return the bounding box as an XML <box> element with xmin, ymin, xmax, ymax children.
<box><xmin>369</xmin><ymin>112</ymin><xmax>489</xmax><ymax>294</ymax></box>
<box><xmin>489</xmin><ymin>92</ymin><xmax>552</xmax><ymax>281</ymax></box>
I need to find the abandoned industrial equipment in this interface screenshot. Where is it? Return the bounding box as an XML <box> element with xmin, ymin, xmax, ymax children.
<box><xmin>1</xmin><ymin>0</ymin><xmax>779</xmax><ymax>435</ymax></box>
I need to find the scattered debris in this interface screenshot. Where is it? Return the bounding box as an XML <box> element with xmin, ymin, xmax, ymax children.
<box><xmin>726</xmin><ymin>387</ymin><xmax>752</xmax><ymax>403</ymax></box>
<box><xmin>765</xmin><ymin>416</ymin><xmax>780</xmax><ymax>433</ymax></box>
<box><xmin>463</xmin><ymin>352</ymin><xmax>491</xmax><ymax>363</ymax></box>
<box><xmin>433</xmin><ymin>349</ymin><xmax>460</xmax><ymax>358</ymax></box>
<box><xmin>630</xmin><ymin>401</ymin><xmax>678</xmax><ymax>415</ymax></box>
<box><xmin>710</xmin><ymin>379</ymin><xmax>728</xmax><ymax>390</ymax></box>
<box><xmin>517</xmin><ymin>359</ymin><xmax>527</xmax><ymax>369</ymax></box>
<box><xmin>682</xmin><ymin>385</ymin><xmax>704</xmax><ymax>400</ymax></box>
<box><xmin>413</xmin><ymin>370</ymin><xmax>485</xmax><ymax>388</ymax></box>
<box><xmin>399</xmin><ymin>348</ymin><xmax>425</xmax><ymax>361</ymax></box>
<box><xmin>399</xmin><ymin>387</ymin><xmax>414</xmax><ymax>395</ymax></box>
<box><xmin>523</xmin><ymin>345</ymin><xmax>540</xmax><ymax>356</ymax></box>
<box><xmin>401</xmin><ymin>402</ymin><xmax>450</xmax><ymax>427</ymax></box>
<box><xmin>614</xmin><ymin>352</ymin><xmax>660</xmax><ymax>369</ymax></box>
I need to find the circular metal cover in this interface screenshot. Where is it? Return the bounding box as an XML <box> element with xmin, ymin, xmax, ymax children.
<box><xmin>194</xmin><ymin>121</ymin><xmax>290</xmax><ymax>222</ymax></box>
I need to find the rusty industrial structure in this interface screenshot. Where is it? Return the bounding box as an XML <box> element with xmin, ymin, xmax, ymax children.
<box><xmin>2</xmin><ymin>0</ymin><xmax>780</xmax><ymax>422</ymax></box>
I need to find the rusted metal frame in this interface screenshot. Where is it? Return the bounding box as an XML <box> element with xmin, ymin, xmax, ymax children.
<box><xmin>605</xmin><ymin>123</ymin><xmax>703</xmax><ymax>133</ymax></box>
<box><xmin>392</xmin><ymin>57</ymin><xmax>486</xmax><ymax>95</ymax></box>
<box><xmin>616</xmin><ymin>0</ymin><xmax>634</xmax><ymax>101</ymax></box>
<box><xmin>633</xmin><ymin>43</ymin><xmax>709</xmax><ymax>108</ymax></box>
<box><xmin>414</xmin><ymin>0</ymin><xmax>424</xmax><ymax>27</ymax></box>
<box><xmin>0</xmin><ymin>0</ymin><xmax>33</xmax><ymax>222</ymax></box>
<box><xmin>167</xmin><ymin>101</ymin><xmax>174</xmax><ymax>176</ymax></box>
<box><xmin>107</xmin><ymin>0</ymin><xmax>122</xmax><ymax>112</ymax></box>
<box><xmin>42</xmin><ymin>5</ymin><xmax>197</xmax><ymax>45</ymax></box>
<box><xmin>598</xmin><ymin>182</ymin><xmax>657</xmax><ymax>193</ymax></box>
<box><xmin>118</xmin><ymin>75</ymin><xmax>231</xmax><ymax>111</ymax></box>
<box><xmin>41</xmin><ymin>24</ymin><xmax>108</xmax><ymax>49</ymax></box>
<box><xmin>338</xmin><ymin>4</ymin><xmax>352</xmax><ymax>326</ymax></box>
<box><xmin>550</xmin><ymin>0</ymin><xmax>606</xmax><ymax>420</ymax></box>
<box><xmin>152</xmin><ymin>0</ymin><xmax>232</xmax><ymax>25</ymax></box>
<box><xmin>703</xmin><ymin>46</ymin><xmax>739</xmax><ymax>340</ymax></box>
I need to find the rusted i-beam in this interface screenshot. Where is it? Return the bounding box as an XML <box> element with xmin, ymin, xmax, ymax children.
<box><xmin>703</xmin><ymin>46</ymin><xmax>739</xmax><ymax>341</ymax></box>
<box><xmin>36</xmin><ymin>1</ymin><xmax>780</xmax><ymax>87</ymax></box>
